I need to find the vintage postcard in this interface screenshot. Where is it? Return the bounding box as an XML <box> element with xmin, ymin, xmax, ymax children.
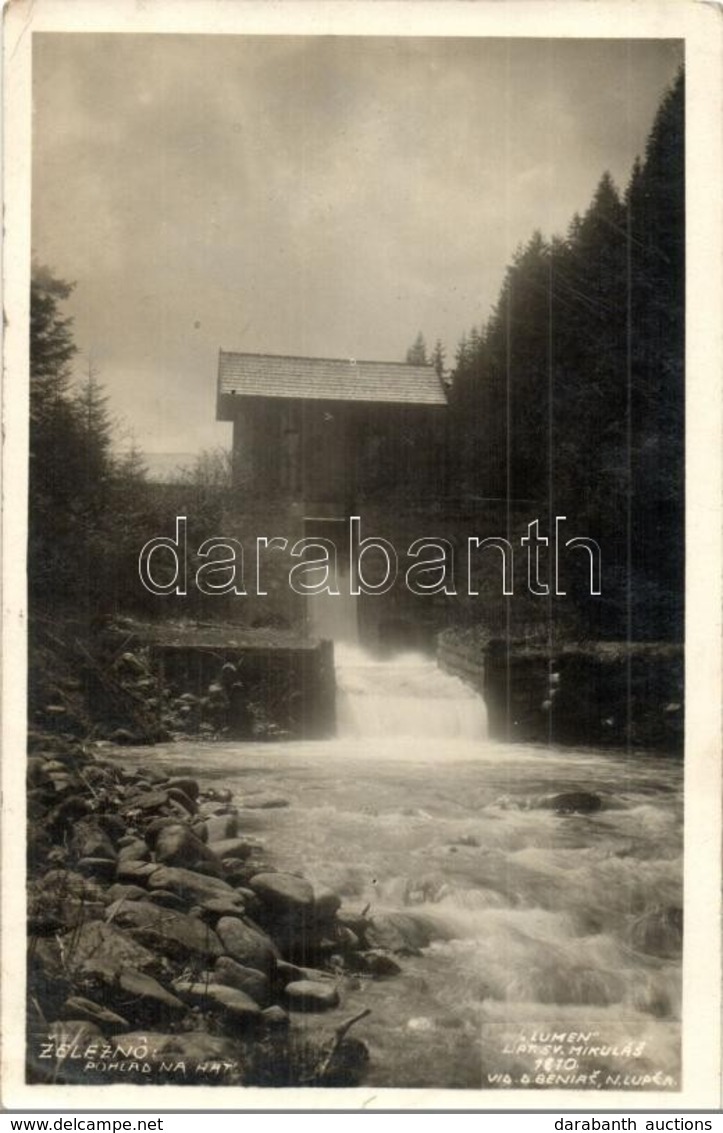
<box><xmin>2</xmin><ymin>0</ymin><xmax>721</xmax><ymax>1112</ymax></box>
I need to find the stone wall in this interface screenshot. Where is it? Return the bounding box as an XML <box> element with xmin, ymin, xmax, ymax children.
<box><xmin>438</xmin><ymin>634</ymin><xmax>684</xmax><ymax>753</ymax></box>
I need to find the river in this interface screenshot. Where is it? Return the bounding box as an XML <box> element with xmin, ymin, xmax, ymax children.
<box><xmin>110</xmin><ymin>642</ymin><xmax>682</xmax><ymax>1092</ymax></box>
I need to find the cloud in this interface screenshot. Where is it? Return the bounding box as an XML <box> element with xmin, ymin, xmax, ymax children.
<box><xmin>32</xmin><ymin>34</ymin><xmax>682</xmax><ymax>452</ymax></box>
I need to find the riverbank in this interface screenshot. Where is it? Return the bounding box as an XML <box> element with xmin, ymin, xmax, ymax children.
<box><xmin>26</xmin><ymin>732</ymin><xmax>406</xmax><ymax>1087</ymax></box>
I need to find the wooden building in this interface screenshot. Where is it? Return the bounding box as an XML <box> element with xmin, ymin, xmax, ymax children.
<box><xmin>216</xmin><ymin>350</ymin><xmax>448</xmax><ymax>514</ymax></box>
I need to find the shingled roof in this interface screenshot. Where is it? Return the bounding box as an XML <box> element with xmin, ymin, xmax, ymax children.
<box><xmin>217</xmin><ymin>350</ymin><xmax>447</xmax><ymax>420</ymax></box>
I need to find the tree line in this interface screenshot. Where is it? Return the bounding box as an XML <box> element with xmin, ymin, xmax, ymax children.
<box><xmin>409</xmin><ymin>70</ymin><xmax>684</xmax><ymax>641</ymax></box>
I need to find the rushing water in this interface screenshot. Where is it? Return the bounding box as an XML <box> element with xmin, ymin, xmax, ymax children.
<box><xmin>111</xmin><ymin>637</ymin><xmax>682</xmax><ymax>1092</ymax></box>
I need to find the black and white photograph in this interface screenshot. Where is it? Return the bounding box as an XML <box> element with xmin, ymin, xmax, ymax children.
<box><xmin>3</xmin><ymin>0</ymin><xmax>721</xmax><ymax>1111</ymax></box>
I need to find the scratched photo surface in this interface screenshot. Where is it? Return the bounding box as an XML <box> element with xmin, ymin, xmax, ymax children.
<box><xmin>26</xmin><ymin>31</ymin><xmax>685</xmax><ymax>1093</ymax></box>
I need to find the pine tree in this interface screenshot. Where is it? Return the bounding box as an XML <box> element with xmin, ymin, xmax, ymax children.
<box><xmin>405</xmin><ymin>332</ymin><xmax>428</xmax><ymax>366</ymax></box>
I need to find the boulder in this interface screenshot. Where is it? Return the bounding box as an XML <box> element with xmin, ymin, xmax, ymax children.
<box><xmin>210</xmin><ymin>837</ymin><xmax>254</xmax><ymax>861</ymax></box>
<box><xmin>216</xmin><ymin>916</ymin><xmax>279</xmax><ymax>974</ymax></box>
<box><xmin>28</xmin><ymin>871</ymin><xmax>107</xmax><ymax>933</ymax></box>
<box><xmin>356</xmin><ymin>949</ymin><xmax>402</xmax><ymax>977</ymax></box>
<box><xmin>538</xmin><ymin>791</ymin><xmax>603</xmax><ymax>815</ymax></box>
<box><xmin>283</xmin><ymin>979</ymin><xmax>340</xmax><ymax>1012</ymax></box>
<box><xmin>105</xmin><ymin>884</ymin><xmax>147</xmax><ymax>904</ymax></box>
<box><xmin>164</xmin><ymin>776</ymin><xmax>200</xmax><ymax>801</ymax></box>
<box><xmin>70</xmin><ymin>819</ymin><xmax>117</xmax><ymax>863</ymax></box>
<box><xmin>77</xmin><ymin>857</ymin><xmax>118</xmax><ymax>883</ymax></box>
<box><xmin>205</xmin><ymin>813</ymin><xmax>239</xmax><ymax>842</ymax></box>
<box><xmin>59</xmin><ymin>921</ymin><xmax>158</xmax><ymax>974</ymax></box>
<box><xmin>116</xmin><ymin>860</ymin><xmax>160</xmax><ymax>885</ymax></box>
<box><xmin>314</xmin><ymin>885</ymin><xmax>342</xmax><ymax>921</ymax></box>
<box><xmin>154</xmin><ymin>824</ymin><xmax>223</xmax><ymax>876</ymax></box>
<box><xmin>147</xmin><ymin>865</ymin><xmax>240</xmax><ymax>906</ymax></box>
<box><xmin>27</xmin><ymin>757</ymin><xmax>51</xmax><ymax>787</ymax></box>
<box><xmin>196</xmin><ymin>896</ymin><xmax>247</xmax><ymax>922</ymax></box>
<box><xmin>166</xmin><ymin>787</ymin><xmax>198</xmax><ymax>815</ymax></box>
<box><xmin>85</xmin><ymin>967</ymin><xmax>186</xmax><ymax>1024</ymax></box>
<box><xmin>122</xmin><ymin>789</ymin><xmax>170</xmax><ymax>814</ymax></box>
<box><xmin>145</xmin><ymin>889</ymin><xmax>187</xmax><ymax>911</ymax></box>
<box><xmin>95</xmin><ymin>813</ymin><xmax>128</xmax><ymax>843</ymax></box>
<box><xmin>364</xmin><ymin>911</ymin><xmax>435</xmax><ymax>955</ymax></box>
<box><xmin>144</xmin><ymin>816</ymin><xmax>189</xmax><ymax>846</ymax></box>
<box><xmin>214</xmin><ymin>957</ymin><xmax>270</xmax><ymax>1006</ymax></box>
<box><xmin>117</xmin><ymin>839</ymin><xmax>151</xmax><ymax>863</ymax></box>
<box><xmin>105</xmin><ymin>900</ymin><xmax>224</xmax><ymax>962</ymax></box>
<box><xmin>275</xmin><ymin>959</ymin><xmax>334</xmax><ymax>986</ymax></box>
<box><xmin>173</xmin><ymin>981</ymin><xmax>261</xmax><ymax>1025</ymax></box>
<box><xmin>248</xmin><ymin>872</ymin><xmax>315</xmax><ymax>921</ymax></box>
<box><xmin>62</xmin><ymin>996</ymin><xmax>130</xmax><ymax>1031</ymax></box>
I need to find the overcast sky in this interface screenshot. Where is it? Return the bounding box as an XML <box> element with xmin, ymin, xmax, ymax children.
<box><xmin>32</xmin><ymin>34</ymin><xmax>682</xmax><ymax>454</ymax></box>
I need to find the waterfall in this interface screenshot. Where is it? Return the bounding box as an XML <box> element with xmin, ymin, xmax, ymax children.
<box><xmin>307</xmin><ymin>568</ymin><xmax>487</xmax><ymax>739</ymax></box>
<box><xmin>335</xmin><ymin>645</ymin><xmax>488</xmax><ymax>739</ymax></box>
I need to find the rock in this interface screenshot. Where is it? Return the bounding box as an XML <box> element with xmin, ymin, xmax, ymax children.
<box><xmin>147</xmin><ymin>864</ymin><xmax>240</xmax><ymax>905</ymax></box>
<box><xmin>27</xmin><ymin>757</ymin><xmax>51</xmax><ymax>787</ymax></box>
<box><xmin>239</xmin><ymin>794</ymin><xmax>289</xmax><ymax>810</ymax></box>
<box><xmin>214</xmin><ymin>957</ymin><xmax>270</xmax><ymax>1006</ymax></box>
<box><xmin>137</xmin><ymin>765</ymin><xmax>168</xmax><ymax>785</ymax></box>
<box><xmin>313</xmin><ymin>885</ymin><xmax>342</xmax><ymax>922</ymax></box>
<box><xmin>166</xmin><ymin>786</ymin><xmax>198</xmax><ymax>815</ymax></box>
<box><xmin>95</xmin><ymin>813</ymin><xmax>128</xmax><ymax>843</ymax></box>
<box><xmin>218</xmin><ymin>859</ymin><xmax>256</xmax><ymax>887</ymax></box>
<box><xmin>261</xmin><ymin>1005</ymin><xmax>289</xmax><ymax>1029</ymax></box>
<box><xmin>202</xmin><ymin>787</ymin><xmax>233</xmax><ymax>804</ymax></box>
<box><xmin>216</xmin><ymin>916</ymin><xmax>279</xmax><ymax>974</ymax></box>
<box><xmin>356</xmin><ymin>949</ymin><xmax>402</xmax><ymax>977</ymax></box>
<box><xmin>164</xmin><ymin>776</ymin><xmax>200</xmax><ymax>801</ymax></box>
<box><xmin>173</xmin><ymin>981</ymin><xmax>262</xmax><ymax>1024</ymax></box>
<box><xmin>46</xmin><ymin>796</ymin><xmax>92</xmax><ymax>835</ymax></box>
<box><xmin>111</xmin><ymin>1032</ymin><xmax>243</xmax><ymax>1080</ymax></box>
<box><xmin>145</xmin><ymin>889</ymin><xmax>187</xmax><ymax>911</ymax></box>
<box><xmin>117</xmin><ymin>651</ymin><xmax>146</xmax><ymax>675</ymax></box>
<box><xmin>539</xmin><ymin>791</ymin><xmax>603</xmax><ymax>815</ymax></box>
<box><xmin>332</xmin><ymin>925</ymin><xmax>360</xmax><ymax>952</ymax></box>
<box><xmin>248</xmin><ymin>872</ymin><xmax>315</xmax><ymax>920</ymax></box>
<box><xmin>117</xmin><ymin>839</ymin><xmax>151</xmax><ymax>863</ymax></box>
<box><xmin>77</xmin><ymin>857</ymin><xmax>118</xmax><ymax>883</ymax></box>
<box><xmin>70</xmin><ymin>819</ymin><xmax>117</xmax><ymax>863</ymax></box>
<box><xmin>275</xmin><ymin>959</ymin><xmax>334</xmax><ymax>985</ymax></box>
<box><xmin>154</xmin><ymin>824</ymin><xmax>222</xmax><ymax>876</ymax></box>
<box><xmin>105</xmin><ymin>884</ymin><xmax>147</xmax><ymax>904</ymax></box>
<box><xmin>143</xmin><ymin>816</ymin><xmax>183</xmax><ymax>845</ymax></box>
<box><xmin>283</xmin><ymin>980</ymin><xmax>340</xmax><ymax>1012</ymax></box>
<box><xmin>84</xmin><ymin>967</ymin><xmax>186</xmax><ymax>1024</ymax></box>
<box><xmin>321</xmin><ymin>1037</ymin><xmax>370</xmax><ymax>1087</ymax></box>
<box><xmin>109</xmin><ymin>729</ymin><xmax>141</xmax><ymax>746</ymax></box>
<box><xmin>59</xmin><ymin>921</ymin><xmax>158</xmax><ymax>974</ymax></box>
<box><xmin>116</xmin><ymin>860</ymin><xmax>160</xmax><ymax>884</ymax></box>
<box><xmin>105</xmin><ymin>900</ymin><xmax>224</xmax><ymax>962</ymax></box>
<box><xmin>118</xmin><ymin>833</ymin><xmax>142</xmax><ymax>848</ymax></box>
<box><xmin>28</xmin><ymin>872</ymin><xmax>107</xmax><ymax>933</ymax></box>
<box><xmin>62</xmin><ymin>996</ymin><xmax>130</xmax><ymax>1031</ymax></box>
<box><xmin>122</xmin><ymin>789</ymin><xmax>170</xmax><ymax>814</ymax></box>
<box><xmin>210</xmin><ymin>837</ymin><xmax>253</xmax><ymax>861</ymax></box>
<box><xmin>196</xmin><ymin>896</ymin><xmax>247</xmax><ymax>922</ymax></box>
<box><xmin>365</xmin><ymin>911</ymin><xmax>434</xmax><ymax>955</ymax></box>
<box><xmin>205</xmin><ymin>813</ymin><xmax>239</xmax><ymax>841</ymax></box>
